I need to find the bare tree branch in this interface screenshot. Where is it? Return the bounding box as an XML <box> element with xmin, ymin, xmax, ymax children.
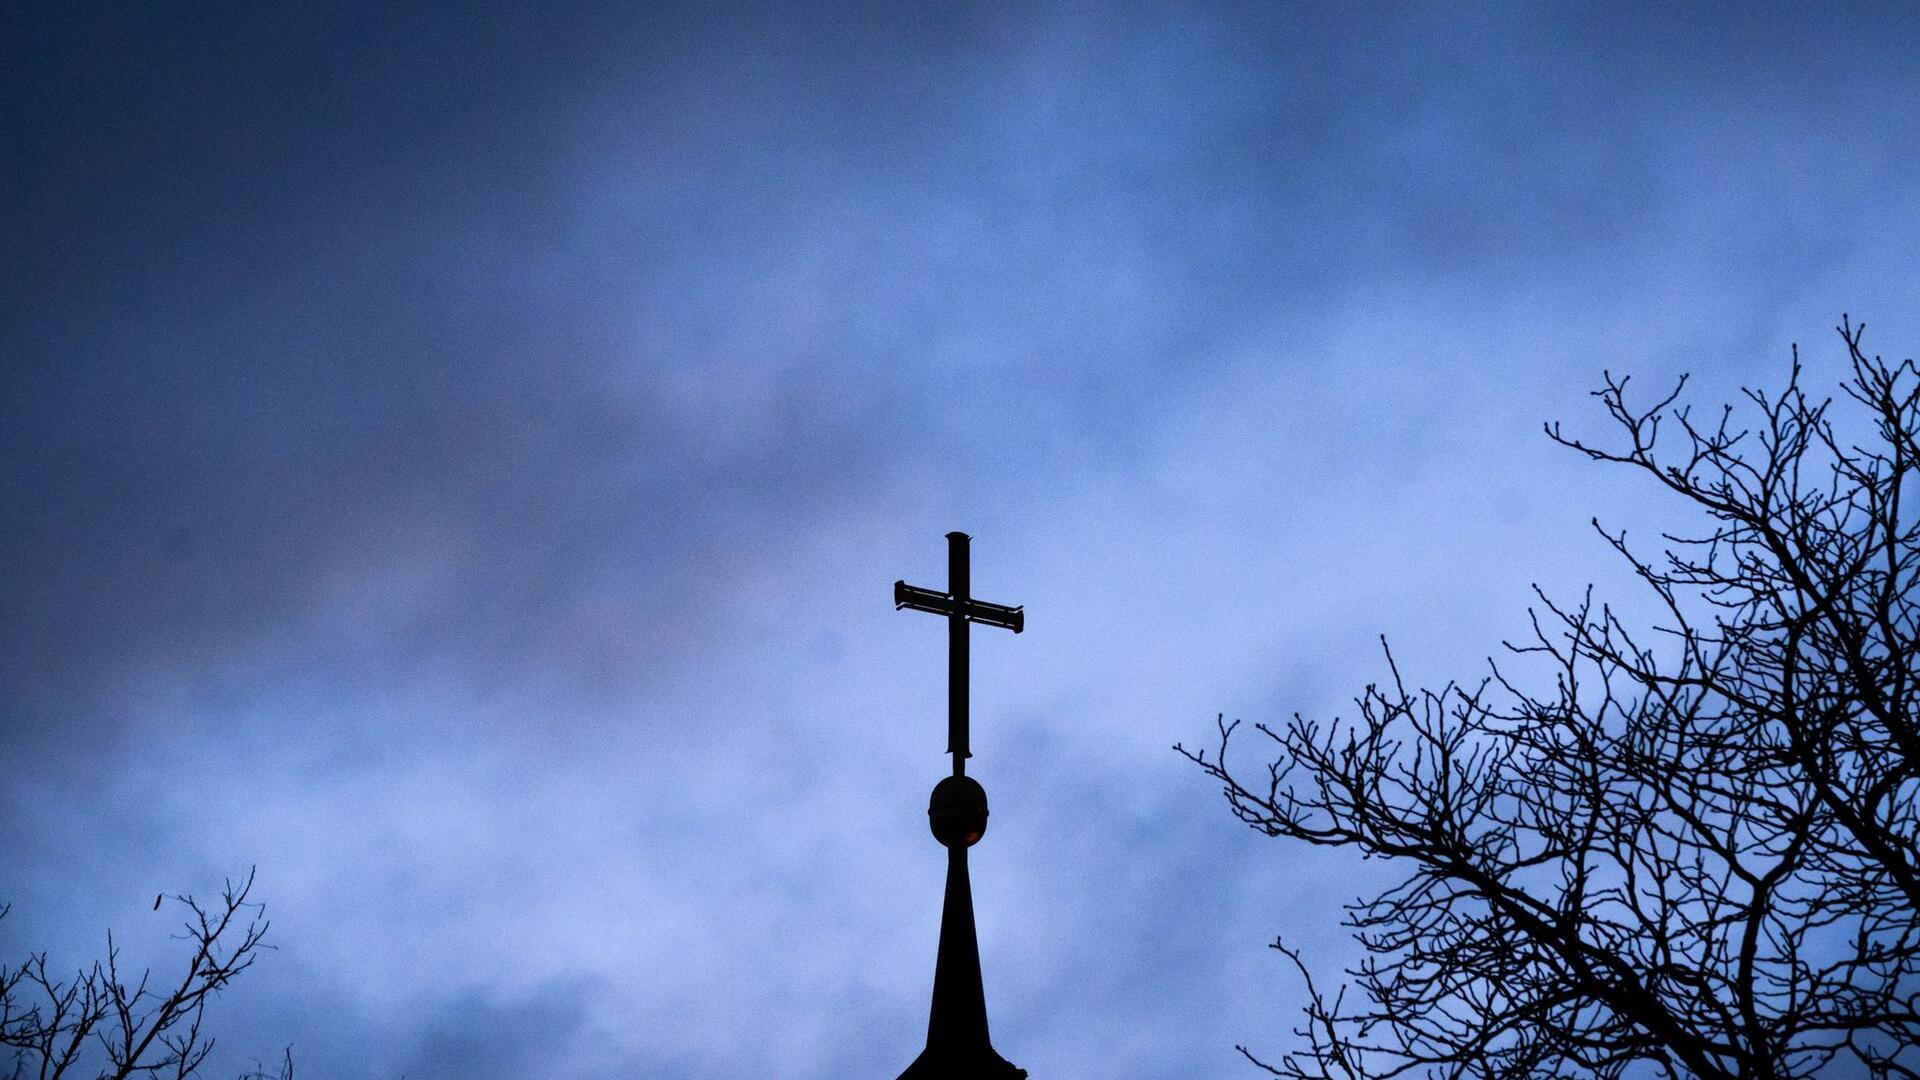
<box><xmin>1182</xmin><ymin>320</ymin><xmax>1920</xmax><ymax>1079</ymax></box>
<box><xmin>1</xmin><ymin>871</ymin><xmax>288</xmax><ymax>1080</ymax></box>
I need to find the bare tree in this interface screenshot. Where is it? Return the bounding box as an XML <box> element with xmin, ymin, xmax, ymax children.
<box><xmin>1</xmin><ymin>870</ymin><xmax>291</xmax><ymax>1080</ymax></box>
<box><xmin>1180</xmin><ymin>318</ymin><xmax>1920</xmax><ymax>1079</ymax></box>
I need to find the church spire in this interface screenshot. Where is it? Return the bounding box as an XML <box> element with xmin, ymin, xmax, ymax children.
<box><xmin>891</xmin><ymin>533</ymin><xmax>1027</xmax><ymax>1079</ymax></box>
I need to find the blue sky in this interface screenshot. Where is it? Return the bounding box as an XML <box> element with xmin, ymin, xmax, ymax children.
<box><xmin>4</xmin><ymin>3</ymin><xmax>1920</xmax><ymax>1077</ymax></box>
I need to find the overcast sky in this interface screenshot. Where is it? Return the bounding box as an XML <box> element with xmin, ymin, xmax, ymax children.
<box><xmin>5</xmin><ymin>3</ymin><xmax>1920</xmax><ymax>1077</ymax></box>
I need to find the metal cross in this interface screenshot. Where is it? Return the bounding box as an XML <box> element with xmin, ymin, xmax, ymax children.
<box><xmin>894</xmin><ymin>531</ymin><xmax>1024</xmax><ymax>777</ymax></box>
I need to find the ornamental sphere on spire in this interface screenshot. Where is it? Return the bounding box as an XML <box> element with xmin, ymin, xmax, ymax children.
<box><xmin>928</xmin><ymin>775</ymin><xmax>989</xmax><ymax>847</ymax></box>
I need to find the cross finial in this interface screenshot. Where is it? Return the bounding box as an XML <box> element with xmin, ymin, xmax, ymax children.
<box><xmin>893</xmin><ymin>531</ymin><xmax>1023</xmax><ymax>776</ymax></box>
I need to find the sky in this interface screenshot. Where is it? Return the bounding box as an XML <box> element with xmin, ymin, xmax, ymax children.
<box><xmin>4</xmin><ymin>3</ymin><xmax>1920</xmax><ymax>1077</ymax></box>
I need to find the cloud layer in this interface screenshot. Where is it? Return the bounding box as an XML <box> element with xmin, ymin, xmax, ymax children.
<box><xmin>5</xmin><ymin>3</ymin><xmax>1920</xmax><ymax>1076</ymax></box>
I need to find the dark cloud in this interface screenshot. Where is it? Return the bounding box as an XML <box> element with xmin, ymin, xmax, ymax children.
<box><xmin>5</xmin><ymin>3</ymin><xmax>1920</xmax><ymax>1077</ymax></box>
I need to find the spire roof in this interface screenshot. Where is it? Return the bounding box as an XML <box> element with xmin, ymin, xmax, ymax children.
<box><xmin>895</xmin><ymin>845</ymin><xmax>1026</xmax><ymax>1080</ymax></box>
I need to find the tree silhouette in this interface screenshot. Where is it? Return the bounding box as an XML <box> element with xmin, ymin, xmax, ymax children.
<box><xmin>1181</xmin><ymin>318</ymin><xmax>1920</xmax><ymax>1079</ymax></box>
<box><xmin>1</xmin><ymin>870</ymin><xmax>290</xmax><ymax>1080</ymax></box>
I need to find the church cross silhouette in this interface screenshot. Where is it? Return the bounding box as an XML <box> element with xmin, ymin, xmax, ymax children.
<box><xmin>891</xmin><ymin>532</ymin><xmax>1028</xmax><ymax>1080</ymax></box>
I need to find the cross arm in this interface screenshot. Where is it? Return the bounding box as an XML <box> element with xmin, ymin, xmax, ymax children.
<box><xmin>962</xmin><ymin>598</ymin><xmax>1024</xmax><ymax>634</ymax></box>
<box><xmin>894</xmin><ymin>580</ymin><xmax>955</xmax><ymax>616</ymax></box>
<box><xmin>894</xmin><ymin>581</ymin><xmax>1025</xmax><ymax>634</ymax></box>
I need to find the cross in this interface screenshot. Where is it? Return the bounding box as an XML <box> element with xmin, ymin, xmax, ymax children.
<box><xmin>894</xmin><ymin>531</ymin><xmax>1024</xmax><ymax>777</ymax></box>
